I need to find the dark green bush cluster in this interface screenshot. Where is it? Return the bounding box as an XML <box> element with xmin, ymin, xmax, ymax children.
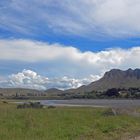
<box><xmin>48</xmin><ymin>105</ymin><xmax>56</xmax><ymax>109</ymax></box>
<box><xmin>17</xmin><ymin>102</ymin><xmax>43</xmax><ymax>109</ymax></box>
<box><xmin>2</xmin><ymin>101</ymin><xmax>8</xmax><ymax>104</ymax></box>
<box><xmin>59</xmin><ymin>88</ymin><xmax>140</xmax><ymax>99</ymax></box>
<box><xmin>102</xmin><ymin>108</ymin><xmax>117</xmax><ymax>116</ymax></box>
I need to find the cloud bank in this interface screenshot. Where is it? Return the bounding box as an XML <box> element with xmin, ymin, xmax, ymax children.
<box><xmin>1</xmin><ymin>0</ymin><xmax>140</xmax><ymax>38</ymax></box>
<box><xmin>0</xmin><ymin>39</ymin><xmax>140</xmax><ymax>89</ymax></box>
<box><xmin>0</xmin><ymin>39</ymin><xmax>140</xmax><ymax>68</ymax></box>
<box><xmin>0</xmin><ymin>69</ymin><xmax>100</xmax><ymax>90</ymax></box>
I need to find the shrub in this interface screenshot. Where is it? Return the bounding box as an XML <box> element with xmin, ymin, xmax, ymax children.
<box><xmin>17</xmin><ymin>102</ymin><xmax>44</xmax><ymax>109</ymax></box>
<box><xmin>2</xmin><ymin>101</ymin><xmax>8</xmax><ymax>104</ymax></box>
<box><xmin>48</xmin><ymin>105</ymin><xmax>56</xmax><ymax>109</ymax></box>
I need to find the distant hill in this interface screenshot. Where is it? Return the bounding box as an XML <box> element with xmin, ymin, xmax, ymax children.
<box><xmin>1</xmin><ymin>68</ymin><xmax>140</xmax><ymax>97</ymax></box>
<box><xmin>44</xmin><ymin>88</ymin><xmax>63</xmax><ymax>95</ymax></box>
<box><xmin>0</xmin><ymin>88</ymin><xmax>43</xmax><ymax>96</ymax></box>
<box><xmin>65</xmin><ymin>68</ymin><xmax>140</xmax><ymax>94</ymax></box>
<box><xmin>0</xmin><ymin>87</ymin><xmax>63</xmax><ymax>97</ymax></box>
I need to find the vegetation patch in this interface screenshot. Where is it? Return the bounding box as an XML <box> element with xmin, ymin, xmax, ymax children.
<box><xmin>0</xmin><ymin>101</ymin><xmax>140</xmax><ymax>140</ymax></box>
<box><xmin>17</xmin><ymin>102</ymin><xmax>44</xmax><ymax>109</ymax></box>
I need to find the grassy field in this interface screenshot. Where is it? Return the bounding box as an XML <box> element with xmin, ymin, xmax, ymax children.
<box><xmin>0</xmin><ymin>101</ymin><xmax>140</xmax><ymax>140</ymax></box>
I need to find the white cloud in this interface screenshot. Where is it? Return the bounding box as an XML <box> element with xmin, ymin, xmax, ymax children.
<box><xmin>0</xmin><ymin>39</ymin><xmax>140</xmax><ymax>78</ymax></box>
<box><xmin>1</xmin><ymin>69</ymin><xmax>100</xmax><ymax>90</ymax></box>
<box><xmin>0</xmin><ymin>39</ymin><xmax>140</xmax><ymax>89</ymax></box>
<box><xmin>1</xmin><ymin>0</ymin><xmax>140</xmax><ymax>38</ymax></box>
<box><xmin>0</xmin><ymin>39</ymin><xmax>129</xmax><ymax>64</ymax></box>
<box><xmin>9</xmin><ymin>69</ymin><xmax>48</xmax><ymax>90</ymax></box>
<box><xmin>0</xmin><ymin>39</ymin><xmax>80</xmax><ymax>62</ymax></box>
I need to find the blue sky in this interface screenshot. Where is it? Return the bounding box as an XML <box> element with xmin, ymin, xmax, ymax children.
<box><xmin>0</xmin><ymin>0</ymin><xmax>140</xmax><ymax>90</ymax></box>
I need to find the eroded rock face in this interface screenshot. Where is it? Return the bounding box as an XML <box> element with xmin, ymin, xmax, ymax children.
<box><xmin>75</xmin><ymin>68</ymin><xmax>140</xmax><ymax>92</ymax></box>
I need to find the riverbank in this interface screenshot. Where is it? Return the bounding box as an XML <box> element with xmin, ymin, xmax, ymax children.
<box><xmin>0</xmin><ymin>101</ymin><xmax>140</xmax><ymax>140</ymax></box>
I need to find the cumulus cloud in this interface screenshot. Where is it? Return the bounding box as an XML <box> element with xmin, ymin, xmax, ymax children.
<box><xmin>0</xmin><ymin>39</ymin><xmax>140</xmax><ymax>89</ymax></box>
<box><xmin>0</xmin><ymin>39</ymin><xmax>132</xmax><ymax>64</ymax></box>
<box><xmin>0</xmin><ymin>0</ymin><xmax>140</xmax><ymax>38</ymax></box>
<box><xmin>9</xmin><ymin>69</ymin><xmax>48</xmax><ymax>90</ymax></box>
<box><xmin>1</xmin><ymin>69</ymin><xmax>100</xmax><ymax>90</ymax></box>
<box><xmin>0</xmin><ymin>39</ymin><xmax>140</xmax><ymax>78</ymax></box>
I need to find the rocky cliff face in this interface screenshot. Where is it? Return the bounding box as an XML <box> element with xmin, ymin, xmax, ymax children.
<box><xmin>69</xmin><ymin>68</ymin><xmax>140</xmax><ymax>93</ymax></box>
<box><xmin>1</xmin><ymin>69</ymin><xmax>140</xmax><ymax>96</ymax></box>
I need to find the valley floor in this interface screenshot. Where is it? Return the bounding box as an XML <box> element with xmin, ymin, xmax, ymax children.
<box><xmin>0</xmin><ymin>100</ymin><xmax>140</xmax><ymax>140</ymax></box>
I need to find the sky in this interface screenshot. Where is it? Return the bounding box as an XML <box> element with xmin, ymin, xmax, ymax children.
<box><xmin>0</xmin><ymin>0</ymin><xmax>140</xmax><ymax>90</ymax></box>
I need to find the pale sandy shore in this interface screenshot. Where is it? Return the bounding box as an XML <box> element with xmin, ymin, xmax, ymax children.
<box><xmin>129</xmin><ymin>136</ymin><xmax>140</xmax><ymax>140</ymax></box>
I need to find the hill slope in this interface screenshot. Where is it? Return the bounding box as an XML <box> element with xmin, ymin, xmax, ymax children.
<box><xmin>0</xmin><ymin>88</ymin><xmax>43</xmax><ymax>96</ymax></box>
<box><xmin>67</xmin><ymin>68</ymin><xmax>140</xmax><ymax>93</ymax></box>
<box><xmin>1</xmin><ymin>69</ymin><xmax>140</xmax><ymax>96</ymax></box>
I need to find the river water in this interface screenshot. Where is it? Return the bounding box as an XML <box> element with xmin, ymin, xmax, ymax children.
<box><xmin>40</xmin><ymin>99</ymin><xmax>140</xmax><ymax>108</ymax></box>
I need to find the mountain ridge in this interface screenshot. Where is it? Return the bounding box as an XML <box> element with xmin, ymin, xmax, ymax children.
<box><xmin>83</xmin><ymin>68</ymin><xmax>140</xmax><ymax>91</ymax></box>
<box><xmin>1</xmin><ymin>68</ymin><xmax>140</xmax><ymax>96</ymax></box>
<box><xmin>65</xmin><ymin>68</ymin><xmax>140</xmax><ymax>94</ymax></box>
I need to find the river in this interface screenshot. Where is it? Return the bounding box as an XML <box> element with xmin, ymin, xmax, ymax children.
<box><xmin>40</xmin><ymin>99</ymin><xmax>140</xmax><ymax>108</ymax></box>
